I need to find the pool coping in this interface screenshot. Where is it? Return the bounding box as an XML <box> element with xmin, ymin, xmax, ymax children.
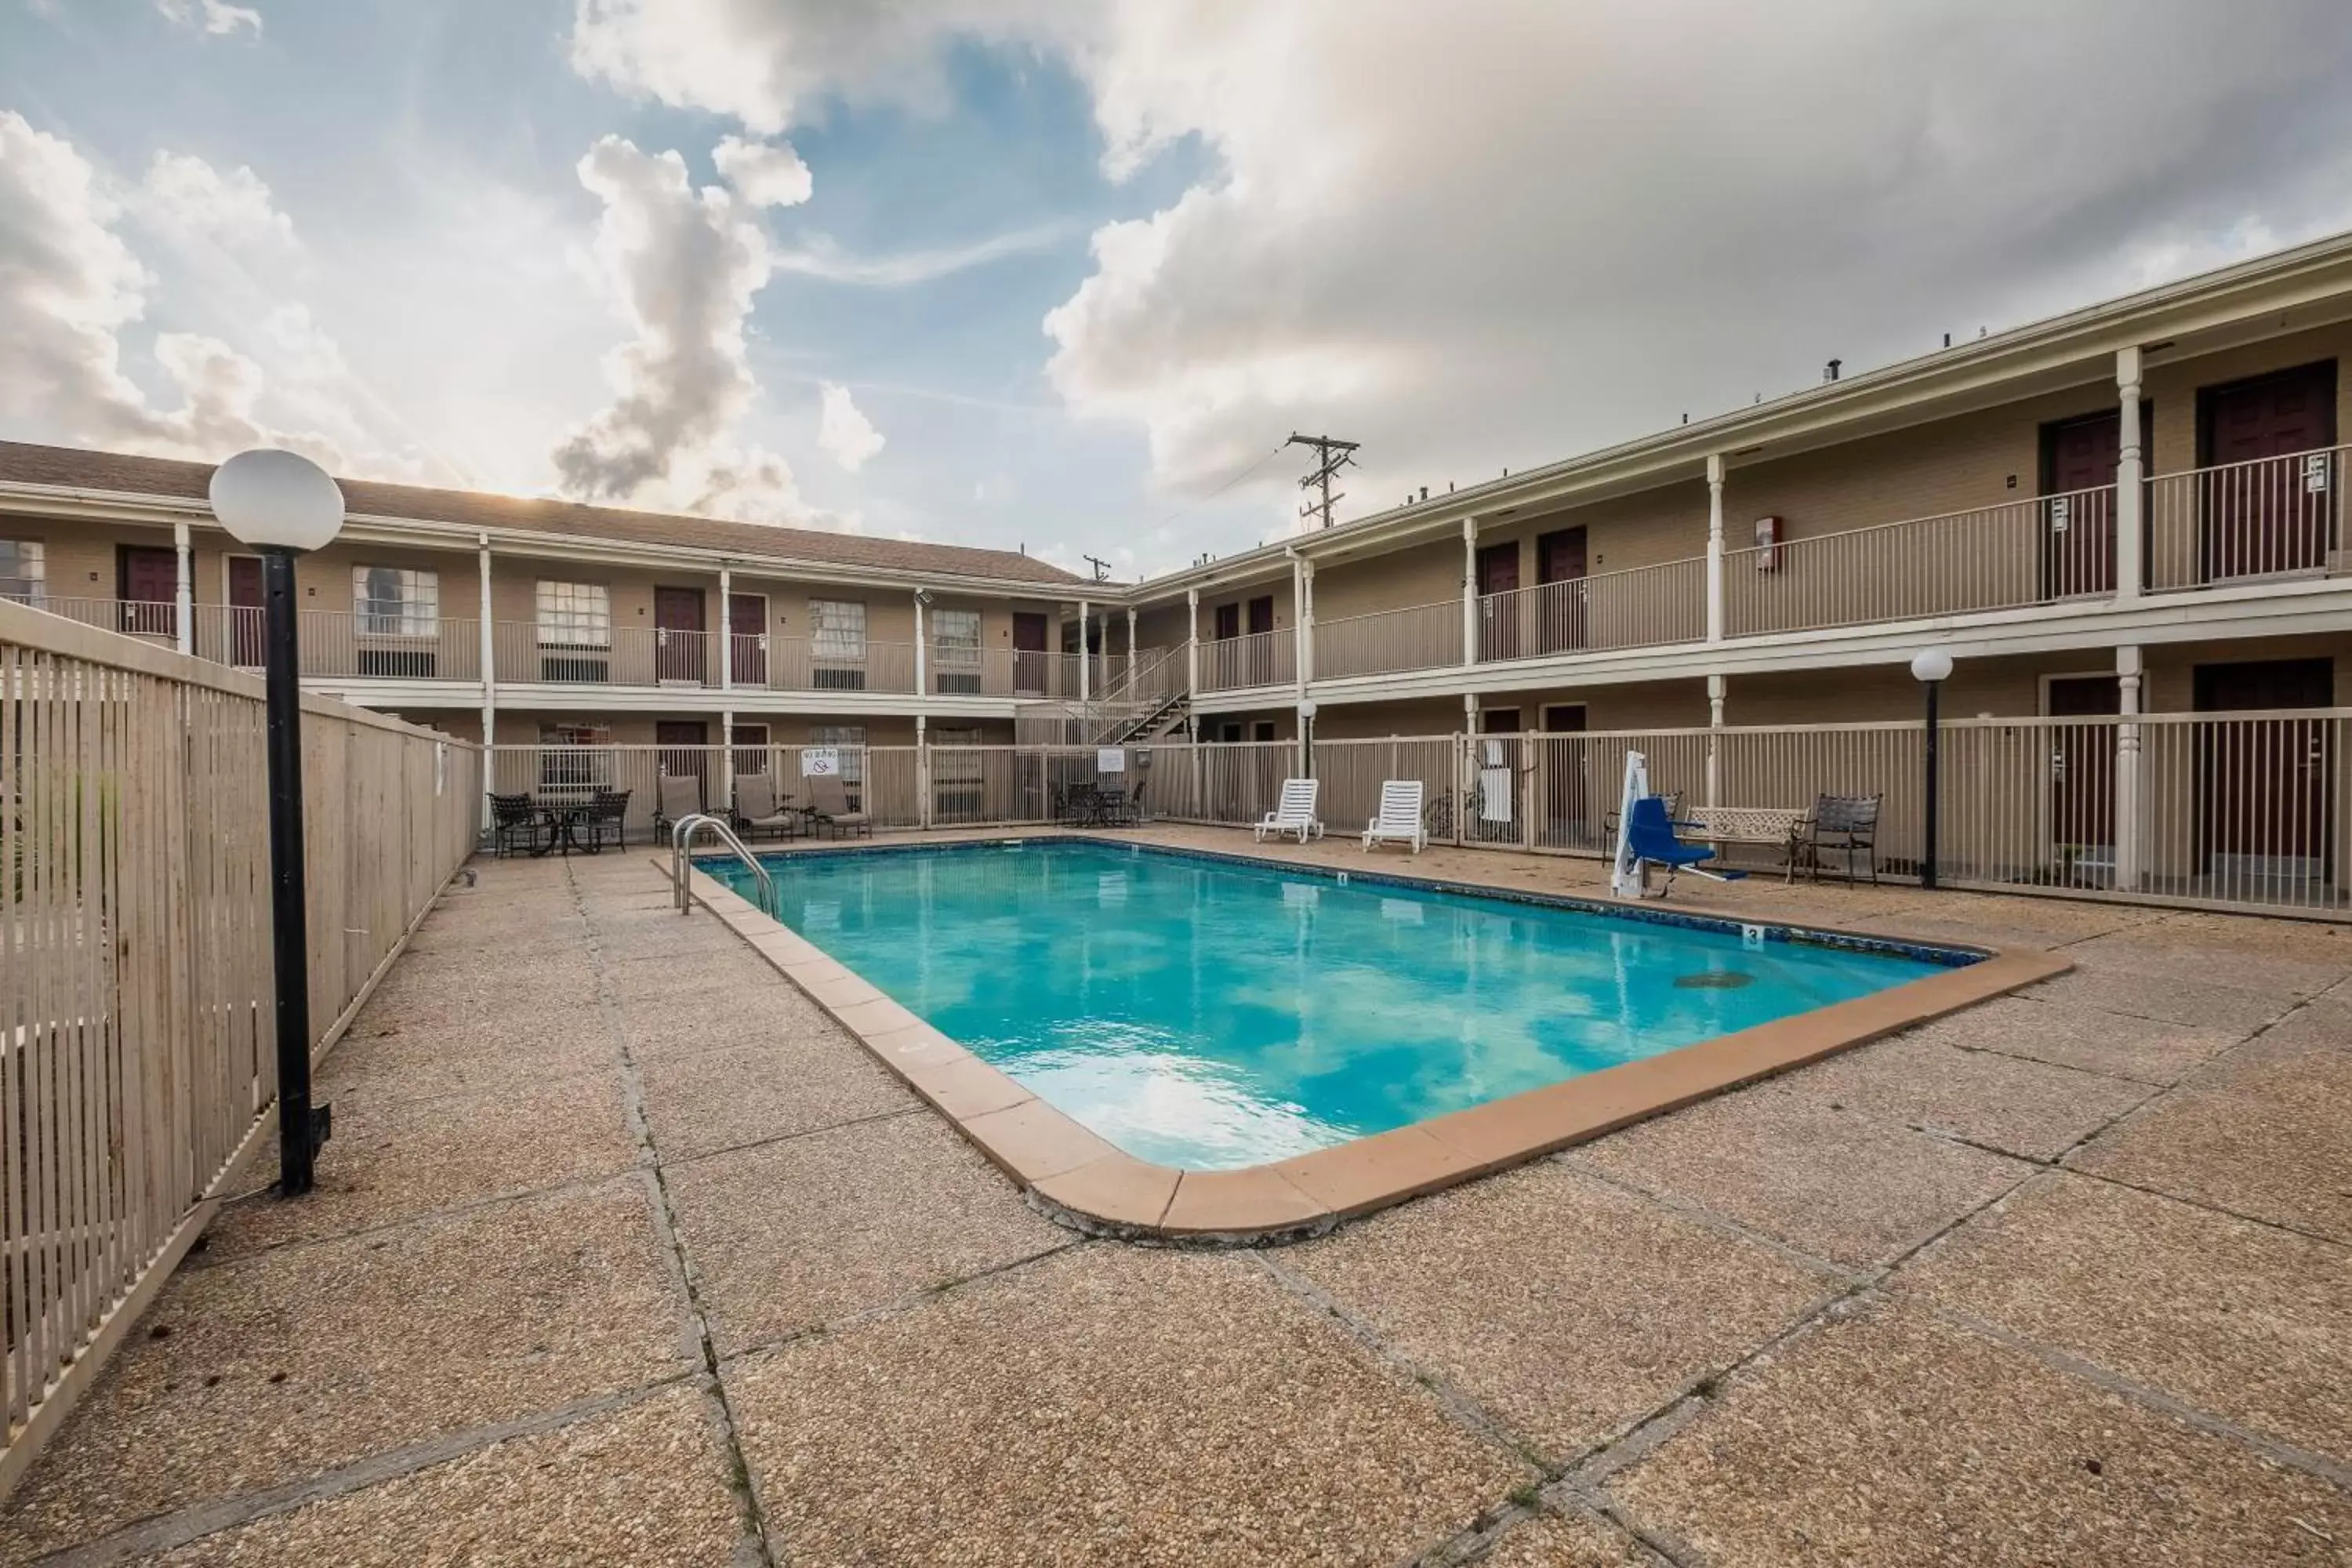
<box><xmin>658</xmin><ymin>835</ymin><xmax>2072</xmax><ymax>1243</ymax></box>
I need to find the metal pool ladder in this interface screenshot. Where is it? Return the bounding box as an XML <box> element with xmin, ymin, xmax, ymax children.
<box><xmin>670</xmin><ymin>814</ymin><xmax>775</xmax><ymax>916</ymax></box>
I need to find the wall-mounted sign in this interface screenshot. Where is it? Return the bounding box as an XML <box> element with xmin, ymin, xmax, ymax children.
<box><xmin>800</xmin><ymin>747</ymin><xmax>841</xmax><ymax>777</ymax></box>
<box><xmin>1097</xmin><ymin>748</ymin><xmax>1127</xmax><ymax>774</ymax></box>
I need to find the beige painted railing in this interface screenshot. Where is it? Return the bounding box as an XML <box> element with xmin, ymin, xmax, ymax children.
<box><xmin>1722</xmin><ymin>485</ymin><xmax>2115</xmax><ymax>637</ymax></box>
<box><xmin>1199</xmin><ymin>629</ymin><xmax>1295</xmax><ymax>692</ymax></box>
<box><xmin>2147</xmin><ymin>443</ymin><xmax>2350</xmax><ymax>590</ymax></box>
<box><xmin>1477</xmin><ymin>556</ymin><xmax>1708</xmax><ymax>662</ymax></box>
<box><xmin>13</xmin><ymin>597</ymin><xmax>180</xmax><ymax>648</ymax></box>
<box><xmin>1316</xmin><ymin>601</ymin><xmax>1461</xmax><ymax>680</ymax></box>
<box><xmin>286</xmin><ymin>610</ymin><xmax>482</xmax><ymax>681</ymax></box>
<box><xmin>0</xmin><ymin>601</ymin><xmax>481</xmax><ymax>1489</ymax></box>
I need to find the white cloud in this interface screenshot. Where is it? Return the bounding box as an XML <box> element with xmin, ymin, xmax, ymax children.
<box><xmin>770</xmin><ymin>219</ymin><xmax>1082</xmax><ymax>286</ymax></box>
<box><xmin>155</xmin><ymin>0</ymin><xmax>262</xmax><ymax>38</ymax></box>
<box><xmin>712</xmin><ymin>135</ymin><xmax>811</xmax><ymax>209</ymax></box>
<box><xmin>137</xmin><ymin>151</ymin><xmax>298</xmax><ymax>254</ymax></box>
<box><xmin>816</xmin><ymin>382</ymin><xmax>883</xmax><ymax>471</ymax></box>
<box><xmin>549</xmin><ymin>134</ymin><xmax>808</xmax><ymax>523</ymax></box>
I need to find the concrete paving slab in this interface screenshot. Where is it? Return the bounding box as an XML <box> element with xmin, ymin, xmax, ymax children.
<box><xmin>323</xmin><ymin>1007</ymin><xmax>616</xmax><ymax>1104</ymax></box>
<box><xmin>1779</xmin><ymin>1033</ymin><xmax>2154</xmax><ymax>1160</ymax></box>
<box><xmin>1284</xmin><ymin>1162</ymin><xmax>1840</xmax><ymax>1462</ymax></box>
<box><xmin>634</xmin><ymin>1029</ymin><xmax>916</xmax><ymax>1160</ymax></box>
<box><xmin>1483</xmin><ymin>1508</ymin><xmax>1655</xmax><ymax>1567</ymax></box>
<box><xmin>0</xmin><ymin>1178</ymin><xmax>688</xmax><ymax>1559</ymax></box>
<box><xmin>2020</xmin><ymin>965</ymin><xmax>2294</xmax><ymax>1034</ymax></box>
<box><xmin>1565</xmin><ymin>1082</ymin><xmax>2029</xmax><ymax>1269</ymax></box>
<box><xmin>1895</xmin><ymin>993</ymin><xmax>2244</xmax><ymax>1084</ymax></box>
<box><xmin>203</xmin><ymin>1068</ymin><xmax>636</xmax><ymax>1261</ymax></box>
<box><xmin>1610</xmin><ymin>1299</ymin><xmax>2352</xmax><ymax>1567</ymax></box>
<box><xmin>2069</xmin><ymin>1034</ymin><xmax>2352</xmax><ymax>1243</ymax></box>
<box><xmin>664</xmin><ymin>1112</ymin><xmax>1069</xmax><ymax>1352</ymax></box>
<box><xmin>2063</xmin><ymin>928</ymin><xmax>2352</xmax><ymax>1000</ymax></box>
<box><xmin>149</xmin><ymin>1385</ymin><xmax>745</xmax><ymax>1567</ymax></box>
<box><xmin>597</xmin><ymin>946</ymin><xmax>786</xmax><ymax>1005</ymax></box>
<box><xmin>724</xmin><ymin>1246</ymin><xmax>1523</xmax><ymax>1567</ymax></box>
<box><xmin>614</xmin><ymin>983</ymin><xmax>843</xmax><ymax>1060</ymax></box>
<box><xmin>1904</xmin><ymin>1174</ymin><xmax>2352</xmax><ymax>1464</ymax></box>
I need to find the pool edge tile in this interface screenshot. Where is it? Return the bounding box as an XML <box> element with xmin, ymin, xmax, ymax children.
<box><xmin>1030</xmin><ymin>1152</ymin><xmax>1181</xmax><ymax>1232</ymax></box>
<box><xmin>1272</xmin><ymin>1126</ymin><xmax>1480</xmax><ymax>1219</ymax></box>
<box><xmin>960</xmin><ymin>1099</ymin><xmax>1117</xmax><ymax>1185</ymax></box>
<box><xmin>1159</xmin><ymin>1167</ymin><xmax>1332</xmax><ymax>1239</ymax></box>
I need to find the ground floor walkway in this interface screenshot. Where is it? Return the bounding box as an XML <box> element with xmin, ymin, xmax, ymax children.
<box><xmin>3</xmin><ymin>835</ymin><xmax>2349</xmax><ymax>1565</ymax></box>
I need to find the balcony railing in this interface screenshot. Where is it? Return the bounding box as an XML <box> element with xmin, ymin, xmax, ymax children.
<box><xmin>1316</xmin><ymin>600</ymin><xmax>1461</xmax><ymax>680</ymax></box>
<box><xmin>2148</xmin><ymin>443</ymin><xmax>2350</xmax><ymax>590</ymax></box>
<box><xmin>289</xmin><ymin>610</ymin><xmax>482</xmax><ymax>680</ymax></box>
<box><xmin>1722</xmin><ymin>486</ymin><xmax>2114</xmax><ymax>637</ymax></box>
<box><xmin>1478</xmin><ymin>556</ymin><xmax>1708</xmax><ymax>662</ymax></box>
<box><xmin>13</xmin><ymin>595</ymin><xmax>181</xmax><ymax>647</ymax></box>
<box><xmin>1199</xmin><ymin>628</ymin><xmax>1295</xmax><ymax>692</ymax></box>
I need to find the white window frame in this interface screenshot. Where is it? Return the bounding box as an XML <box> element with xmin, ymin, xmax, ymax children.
<box><xmin>931</xmin><ymin>725</ymin><xmax>984</xmax><ymax>786</ymax></box>
<box><xmin>536</xmin><ymin>724</ymin><xmax>613</xmax><ymax>793</ymax></box>
<box><xmin>932</xmin><ymin>608</ymin><xmax>981</xmax><ymax>667</ymax></box>
<box><xmin>0</xmin><ymin>540</ymin><xmax>45</xmax><ymax>603</ymax></box>
<box><xmin>353</xmin><ymin>565</ymin><xmax>439</xmax><ymax>636</ymax></box>
<box><xmin>536</xmin><ymin>581</ymin><xmax>612</xmax><ymax>648</ymax></box>
<box><xmin>809</xmin><ymin>723</ymin><xmax>866</xmax><ymax>784</ymax></box>
<box><xmin>808</xmin><ymin>599</ymin><xmax>866</xmax><ymax>662</ymax></box>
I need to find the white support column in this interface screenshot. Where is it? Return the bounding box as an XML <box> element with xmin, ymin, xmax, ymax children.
<box><xmin>1293</xmin><ymin>554</ymin><xmax>1314</xmax><ymax>691</ymax></box>
<box><xmin>916</xmin><ymin>713</ymin><xmax>933</xmax><ymax>830</ymax></box>
<box><xmin>1704</xmin><ymin>454</ymin><xmax>1726</xmax><ymax>644</ymax></box>
<box><xmin>1078</xmin><ymin>599</ymin><xmax>1091</xmax><ymax>704</ymax></box>
<box><xmin>719</xmin><ymin>565</ymin><xmax>734</xmax><ymax>692</ymax></box>
<box><xmin>1460</xmin><ymin>515</ymin><xmax>1479</xmax><ymax>667</ymax></box>
<box><xmin>172</xmin><ymin>520</ymin><xmax>194</xmax><ymax>655</ymax></box>
<box><xmin>913</xmin><ymin>590</ymin><xmax>927</xmax><ymax>697</ymax></box>
<box><xmin>720</xmin><ymin>707</ymin><xmax>735</xmax><ymax>813</ymax></box>
<box><xmin>2114</xmin><ymin>644</ymin><xmax>2143</xmax><ymax>891</ymax></box>
<box><xmin>2114</xmin><ymin>347</ymin><xmax>2144</xmax><ymax>604</ymax></box>
<box><xmin>1705</xmin><ymin>673</ymin><xmax>1726</xmax><ymax>814</ymax></box>
<box><xmin>1126</xmin><ymin>605</ymin><xmax>1138</xmax><ymax>665</ymax></box>
<box><xmin>477</xmin><ymin>533</ymin><xmax>496</xmax><ymax>829</ymax></box>
<box><xmin>1185</xmin><ymin>587</ymin><xmax>1200</xmax><ymax>699</ymax></box>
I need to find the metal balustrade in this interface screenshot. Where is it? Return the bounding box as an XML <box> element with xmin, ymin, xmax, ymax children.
<box><xmin>2147</xmin><ymin>443</ymin><xmax>2350</xmax><ymax>590</ymax></box>
<box><xmin>1198</xmin><ymin>628</ymin><xmax>1295</xmax><ymax>692</ymax></box>
<box><xmin>1315</xmin><ymin>600</ymin><xmax>1461</xmax><ymax>680</ymax></box>
<box><xmin>1476</xmin><ymin>556</ymin><xmax>1708</xmax><ymax>662</ymax></box>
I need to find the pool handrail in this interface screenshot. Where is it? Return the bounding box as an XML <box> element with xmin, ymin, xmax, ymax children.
<box><xmin>670</xmin><ymin>812</ymin><xmax>775</xmax><ymax>916</ymax></box>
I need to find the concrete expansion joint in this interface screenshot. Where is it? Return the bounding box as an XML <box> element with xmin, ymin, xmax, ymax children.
<box><xmin>660</xmin><ymin>1102</ymin><xmax>931</xmax><ymax>1172</ymax></box>
<box><xmin>186</xmin><ymin>1166</ymin><xmax>637</xmax><ymax>1274</ymax></box>
<box><xmin>711</xmin><ymin>1237</ymin><xmax>1091</xmax><ymax>1370</ymax></box>
<box><xmin>569</xmin><ymin>864</ymin><xmax>778</xmax><ymax>1568</ymax></box>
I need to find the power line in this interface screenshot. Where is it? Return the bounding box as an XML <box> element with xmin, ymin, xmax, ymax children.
<box><xmin>1138</xmin><ymin>441</ymin><xmax>1292</xmax><ymax>535</ymax></box>
<box><xmin>1286</xmin><ymin>432</ymin><xmax>1359</xmax><ymax>530</ymax></box>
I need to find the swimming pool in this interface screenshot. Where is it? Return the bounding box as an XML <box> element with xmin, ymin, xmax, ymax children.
<box><xmin>718</xmin><ymin>840</ymin><xmax>1962</xmax><ymax>1172</ymax></box>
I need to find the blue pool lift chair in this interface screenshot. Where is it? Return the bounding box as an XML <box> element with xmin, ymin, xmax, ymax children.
<box><xmin>1625</xmin><ymin>796</ymin><xmax>1747</xmax><ymax>897</ymax></box>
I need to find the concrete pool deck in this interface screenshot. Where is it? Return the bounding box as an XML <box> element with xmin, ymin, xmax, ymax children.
<box><xmin>5</xmin><ymin>829</ymin><xmax>2350</xmax><ymax>1563</ymax></box>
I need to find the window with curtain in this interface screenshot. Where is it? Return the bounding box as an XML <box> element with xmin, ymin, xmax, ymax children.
<box><xmin>808</xmin><ymin>599</ymin><xmax>866</xmax><ymax>660</ymax></box>
<box><xmin>932</xmin><ymin>608</ymin><xmax>981</xmax><ymax>664</ymax></box>
<box><xmin>353</xmin><ymin>566</ymin><xmax>439</xmax><ymax>634</ymax></box>
<box><xmin>0</xmin><ymin>541</ymin><xmax>45</xmax><ymax>602</ymax></box>
<box><xmin>536</xmin><ymin>724</ymin><xmax>613</xmax><ymax>791</ymax></box>
<box><xmin>536</xmin><ymin>581</ymin><xmax>611</xmax><ymax>647</ymax></box>
<box><xmin>808</xmin><ymin>723</ymin><xmax>866</xmax><ymax>784</ymax></box>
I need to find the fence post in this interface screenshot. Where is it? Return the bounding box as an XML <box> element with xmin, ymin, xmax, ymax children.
<box><xmin>1452</xmin><ymin>731</ymin><xmax>1467</xmax><ymax>848</ymax></box>
<box><xmin>2114</xmin><ymin>647</ymin><xmax>2143</xmax><ymax>891</ymax></box>
<box><xmin>917</xmin><ymin>719</ymin><xmax>934</xmax><ymax>830</ymax></box>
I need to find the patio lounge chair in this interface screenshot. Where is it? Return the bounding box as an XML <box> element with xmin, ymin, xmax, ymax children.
<box><xmin>1363</xmin><ymin>780</ymin><xmax>1427</xmax><ymax>854</ymax></box>
<box><xmin>1802</xmin><ymin>793</ymin><xmax>1882</xmax><ymax>884</ymax></box>
<box><xmin>651</xmin><ymin>772</ymin><xmax>702</xmax><ymax>840</ymax></box>
<box><xmin>731</xmin><ymin>772</ymin><xmax>800</xmax><ymax>841</ymax></box>
<box><xmin>579</xmin><ymin>789</ymin><xmax>630</xmax><ymax>852</ymax></box>
<box><xmin>805</xmin><ymin>772</ymin><xmax>873</xmax><ymax>839</ymax></box>
<box><xmin>488</xmin><ymin>792</ymin><xmax>543</xmax><ymax>858</ymax></box>
<box><xmin>1254</xmin><ymin>778</ymin><xmax>1323</xmax><ymax>844</ymax></box>
<box><xmin>1625</xmin><ymin>795</ymin><xmax>1744</xmax><ymax>896</ymax></box>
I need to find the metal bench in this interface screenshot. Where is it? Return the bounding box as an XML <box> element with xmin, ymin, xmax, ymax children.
<box><xmin>1680</xmin><ymin>804</ymin><xmax>1811</xmax><ymax>883</ymax></box>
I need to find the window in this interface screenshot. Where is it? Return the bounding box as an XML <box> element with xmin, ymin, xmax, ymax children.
<box><xmin>537</xmin><ymin>724</ymin><xmax>612</xmax><ymax>793</ymax></box>
<box><xmin>536</xmin><ymin>582</ymin><xmax>611</xmax><ymax>647</ymax></box>
<box><xmin>0</xmin><ymin>541</ymin><xmax>44</xmax><ymax>603</ymax></box>
<box><xmin>809</xmin><ymin>599</ymin><xmax>866</xmax><ymax>661</ymax></box>
<box><xmin>931</xmin><ymin>726</ymin><xmax>985</xmax><ymax>821</ymax></box>
<box><xmin>353</xmin><ymin>566</ymin><xmax>438</xmax><ymax>635</ymax></box>
<box><xmin>932</xmin><ymin>607</ymin><xmax>981</xmax><ymax>693</ymax></box>
<box><xmin>809</xmin><ymin>724</ymin><xmax>866</xmax><ymax>785</ymax></box>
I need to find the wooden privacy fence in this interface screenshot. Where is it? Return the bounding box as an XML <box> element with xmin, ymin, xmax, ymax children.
<box><xmin>0</xmin><ymin>601</ymin><xmax>481</xmax><ymax>1490</ymax></box>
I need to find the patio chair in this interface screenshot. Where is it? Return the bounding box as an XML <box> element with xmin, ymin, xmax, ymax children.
<box><xmin>1803</xmin><ymin>793</ymin><xmax>1882</xmax><ymax>884</ymax></box>
<box><xmin>651</xmin><ymin>772</ymin><xmax>702</xmax><ymax>840</ymax></box>
<box><xmin>1601</xmin><ymin>789</ymin><xmax>1680</xmax><ymax>847</ymax></box>
<box><xmin>579</xmin><ymin>789</ymin><xmax>630</xmax><ymax>852</ymax></box>
<box><xmin>1625</xmin><ymin>795</ymin><xmax>1744</xmax><ymax>897</ymax></box>
<box><xmin>1254</xmin><ymin>778</ymin><xmax>1323</xmax><ymax>844</ymax></box>
<box><xmin>1363</xmin><ymin>780</ymin><xmax>1428</xmax><ymax>854</ymax></box>
<box><xmin>805</xmin><ymin>772</ymin><xmax>873</xmax><ymax>839</ymax></box>
<box><xmin>488</xmin><ymin>792</ymin><xmax>543</xmax><ymax>858</ymax></box>
<box><xmin>731</xmin><ymin>771</ymin><xmax>800</xmax><ymax>841</ymax></box>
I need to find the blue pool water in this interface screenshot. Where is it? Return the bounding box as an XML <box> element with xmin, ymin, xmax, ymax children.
<box><xmin>719</xmin><ymin>842</ymin><xmax>1955</xmax><ymax>1171</ymax></box>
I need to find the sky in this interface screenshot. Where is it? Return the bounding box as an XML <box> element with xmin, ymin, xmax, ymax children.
<box><xmin>5</xmin><ymin>2</ymin><xmax>2352</xmax><ymax>581</ymax></box>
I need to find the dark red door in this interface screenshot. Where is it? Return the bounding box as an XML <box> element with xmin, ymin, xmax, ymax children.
<box><xmin>655</xmin><ymin>720</ymin><xmax>710</xmax><ymax>793</ymax></box>
<box><xmin>118</xmin><ymin>546</ymin><xmax>177</xmax><ymax>639</ymax></box>
<box><xmin>1213</xmin><ymin>603</ymin><xmax>1240</xmax><ymax>640</ymax></box>
<box><xmin>228</xmin><ymin>556</ymin><xmax>265</xmax><ymax>666</ymax></box>
<box><xmin>2198</xmin><ymin>363</ymin><xmax>2336</xmax><ymax>581</ymax></box>
<box><xmin>728</xmin><ymin>593</ymin><xmax>767</xmax><ymax>685</ymax></box>
<box><xmin>1475</xmin><ymin>542</ymin><xmax>1520</xmax><ymax>660</ymax></box>
<box><xmin>654</xmin><ymin>586</ymin><xmax>706</xmax><ymax>683</ymax></box>
<box><xmin>1245</xmin><ymin>595</ymin><xmax>1275</xmax><ymax>684</ymax></box>
<box><xmin>2046</xmin><ymin>676</ymin><xmax>2119</xmax><ymax>872</ymax></box>
<box><xmin>1012</xmin><ymin>611</ymin><xmax>1050</xmax><ymax>695</ymax></box>
<box><xmin>2042</xmin><ymin>412</ymin><xmax>2121</xmax><ymax>597</ymax></box>
<box><xmin>1535</xmin><ymin>527</ymin><xmax>1588</xmax><ymax>652</ymax></box>
<box><xmin>2195</xmin><ymin>659</ymin><xmax>2332</xmax><ymax>873</ymax></box>
<box><xmin>1541</xmin><ymin>702</ymin><xmax>1588</xmax><ymax>844</ymax></box>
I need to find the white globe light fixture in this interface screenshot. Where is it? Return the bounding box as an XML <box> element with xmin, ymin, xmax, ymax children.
<box><xmin>1909</xmin><ymin>648</ymin><xmax>1955</xmax><ymax>890</ymax></box>
<box><xmin>211</xmin><ymin>448</ymin><xmax>344</xmax><ymax>1200</ymax></box>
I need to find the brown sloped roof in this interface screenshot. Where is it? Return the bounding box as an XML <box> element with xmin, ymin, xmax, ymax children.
<box><xmin>0</xmin><ymin>440</ymin><xmax>1089</xmax><ymax>587</ymax></box>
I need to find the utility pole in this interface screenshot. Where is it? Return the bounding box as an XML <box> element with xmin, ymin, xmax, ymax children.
<box><xmin>1082</xmin><ymin>554</ymin><xmax>1112</xmax><ymax>583</ymax></box>
<box><xmin>1287</xmin><ymin>432</ymin><xmax>1359</xmax><ymax>531</ymax></box>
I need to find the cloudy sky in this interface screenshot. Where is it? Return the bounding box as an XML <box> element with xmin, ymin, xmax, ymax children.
<box><xmin>5</xmin><ymin>2</ymin><xmax>2351</xmax><ymax>577</ymax></box>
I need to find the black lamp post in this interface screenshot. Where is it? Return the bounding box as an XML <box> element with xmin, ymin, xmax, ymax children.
<box><xmin>1910</xmin><ymin>648</ymin><xmax>1954</xmax><ymax>890</ymax></box>
<box><xmin>209</xmin><ymin>449</ymin><xmax>345</xmax><ymax>1197</ymax></box>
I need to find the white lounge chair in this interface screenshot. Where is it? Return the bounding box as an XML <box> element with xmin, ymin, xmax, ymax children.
<box><xmin>1363</xmin><ymin>779</ymin><xmax>1426</xmax><ymax>854</ymax></box>
<box><xmin>1254</xmin><ymin>778</ymin><xmax>1323</xmax><ymax>844</ymax></box>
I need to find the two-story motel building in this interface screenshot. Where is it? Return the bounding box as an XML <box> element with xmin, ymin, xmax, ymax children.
<box><xmin>4</xmin><ymin>228</ymin><xmax>2351</xmax><ymax>855</ymax></box>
